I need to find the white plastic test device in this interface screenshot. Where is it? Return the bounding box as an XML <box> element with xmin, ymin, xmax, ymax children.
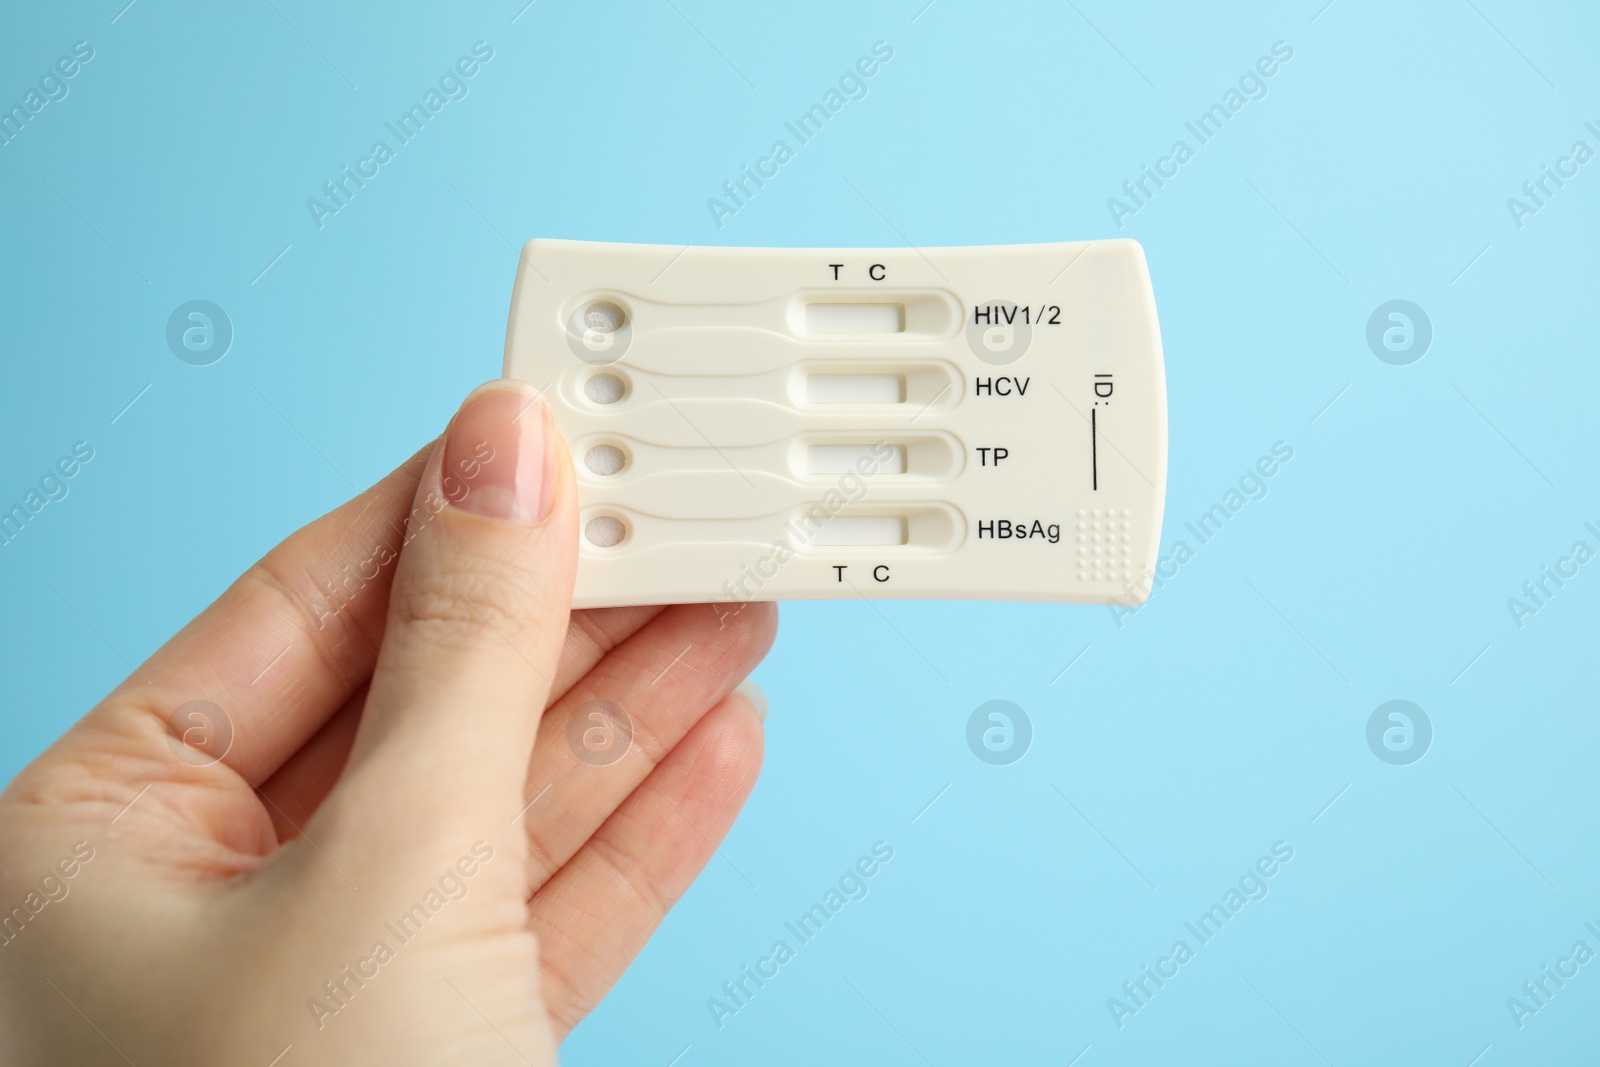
<box><xmin>503</xmin><ymin>239</ymin><xmax>1166</xmax><ymax>610</ymax></box>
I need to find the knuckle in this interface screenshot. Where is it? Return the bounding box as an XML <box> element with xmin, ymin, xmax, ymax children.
<box><xmin>625</xmin><ymin>716</ymin><xmax>670</xmax><ymax>768</ymax></box>
<box><xmin>589</xmin><ymin>831</ymin><xmax>673</xmax><ymax>919</ymax></box>
<box><xmin>523</xmin><ymin>823</ymin><xmax>562</xmax><ymax>885</ymax></box>
<box><xmin>391</xmin><ymin>553</ymin><xmax>549</xmax><ymax>652</ymax></box>
<box><xmin>539</xmin><ymin>937</ymin><xmax>597</xmax><ymax>1037</ymax></box>
<box><xmin>565</xmin><ymin>609</ymin><xmax>627</xmax><ymax>663</ymax></box>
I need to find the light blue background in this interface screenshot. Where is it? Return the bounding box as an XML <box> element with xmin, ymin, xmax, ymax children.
<box><xmin>3</xmin><ymin>1</ymin><xmax>1598</xmax><ymax>1063</ymax></box>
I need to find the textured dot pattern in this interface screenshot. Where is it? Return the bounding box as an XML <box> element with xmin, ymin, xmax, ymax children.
<box><xmin>1075</xmin><ymin>508</ymin><xmax>1135</xmax><ymax>583</ymax></box>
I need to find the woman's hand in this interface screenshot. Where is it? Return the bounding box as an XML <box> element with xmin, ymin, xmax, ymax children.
<box><xmin>0</xmin><ymin>381</ymin><xmax>777</xmax><ymax>1065</ymax></box>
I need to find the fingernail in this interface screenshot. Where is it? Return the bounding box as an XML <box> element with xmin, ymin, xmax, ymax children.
<box><xmin>443</xmin><ymin>381</ymin><xmax>553</xmax><ymax>522</ymax></box>
<box><xmin>734</xmin><ymin>679</ymin><xmax>767</xmax><ymax>723</ymax></box>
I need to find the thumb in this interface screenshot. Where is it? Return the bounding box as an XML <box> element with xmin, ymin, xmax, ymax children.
<box><xmin>318</xmin><ymin>380</ymin><xmax>577</xmax><ymax>851</ymax></box>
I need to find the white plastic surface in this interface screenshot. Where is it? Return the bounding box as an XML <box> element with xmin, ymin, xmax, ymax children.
<box><xmin>503</xmin><ymin>239</ymin><xmax>1167</xmax><ymax>610</ymax></box>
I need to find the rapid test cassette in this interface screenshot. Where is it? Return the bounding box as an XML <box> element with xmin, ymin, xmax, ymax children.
<box><xmin>502</xmin><ymin>239</ymin><xmax>1166</xmax><ymax>610</ymax></box>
